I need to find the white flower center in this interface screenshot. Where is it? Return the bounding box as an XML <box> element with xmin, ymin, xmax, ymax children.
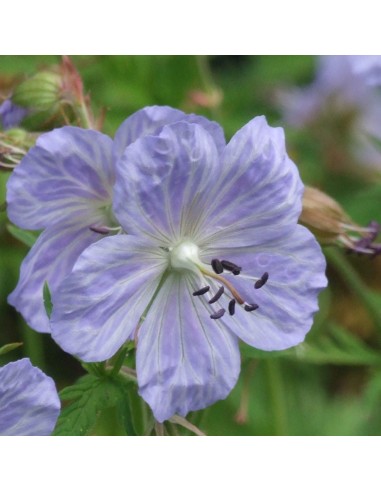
<box><xmin>169</xmin><ymin>240</ymin><xmax>202</xmax><ymax>273</ymax></box>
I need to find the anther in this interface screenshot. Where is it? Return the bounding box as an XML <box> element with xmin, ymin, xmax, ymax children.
<box><xmin>228</xmin><ymin>299</ymin><xmax>236</xmax><ymax>316</ymax></box>
<box><xmin>221</xmin><ymin>260</ymin><xmax>242</xmax><ymax>275</ymax></box>
<box><xmin>211</xmin><ymin>259</ymin><xmax>223</xmax><ymax>274</ymax></box>
<box><xmin>208</xmin><ymin>286</ymin><xmax>224</xmax><ymax>304</ymax></box>
<box><xmin>210</xmin><ymin>308</ymin><xmax>226</xmax><ymax>320</ymax></box>
<box><xmin>90</xmin><ymin>225</ymin><xmax>110</xmax><ymax>235</ymax></box>
<box><xmin>254</xmin><ymin>272</ymin><xmax>269</xmax><ymax>289</ymax></box>
<box><xmin>192</xmin><ymin>286</ymin><xmax>210</xmax><ymax>296</ymax></box>
<box><xmin>244</xmin><ymin>303</ymin><xmax>259</xmax><ymax>312</ymax></box>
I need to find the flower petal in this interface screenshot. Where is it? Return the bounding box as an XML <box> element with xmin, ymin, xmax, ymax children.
<box><xmin>202</xmin><ymin>225</ymin><xmax>327</xmax><ymax>350</ymax></box>
<box><xmin>8</xmin><ymin>221</ymin><xmax>104</xmax><ymax>333</ymax></box>
<box><xmin>113</xmin><ymin>121</ymin><xmax>222</xmax><ymax>243</ymax></box>
<box><xmin>197</xmin><ymin>116</ymin><xmax>305</xmax><ymax>249</ymax></box>
<box><xmin>0</xmin><ymin>358</ymin><xmax>60</xmax><ymax>436</ymax></box>
<box><xmin>6</xmin><ymin>126</ymin><xmax>114</xmax><ymax>230</ymax></box>
<box><xmin>51</xmin><ymin>235</ymin><xmax>168</xmax><ymax>362</ymax></box>
<box><xmin>136</xmin><ymin>273</ymin><xmax>240</xmax><ymax>422</ymax></box>
<box><xmin>113</xmin><ymin>105</ymin><xmax>225</xmax><ymax>162</ymax></box>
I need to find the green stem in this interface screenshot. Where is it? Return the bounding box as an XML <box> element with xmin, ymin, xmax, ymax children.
<box><xmin>75</xmin><ymin>98</ymin><xmax>94</xmax><ymax>129</ymax></box>
<box><xmin>21</xmin><ymin>323</ymin><xmax>46</xmax><ymax>370</ymax></box>
<box><xmin>326</xmin><ymin>248</ymin><xmax>381</xmax><ymax>332</ymax></box>
<box><xmin>195</xmin><ymin>55</ymin><xmax>221</xmax><ymax>120</ymax></box>
<box><xmin>265</xmin><ymin>359</ymin><xmax>288</xmax><ymax>436</ymax></box>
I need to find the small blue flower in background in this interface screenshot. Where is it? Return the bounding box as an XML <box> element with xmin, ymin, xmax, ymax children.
<box><xmin>279</xmin><ymin>55</ymin><xmax>381</xmax><ymax>170</ymax></box>
<box><xmin>49</xmin><ymin>108</ymin><xmax>327</xmax><ymax>422</ymax></box>
<box><xmin>0</xmin><ymin>99</ymin><xmax>28</xmax><ymax>129</ymax></box>
<box><xmin>0</xmin><ymin>358</ymin><xmax>60</xmax><ymax>435</ymax></box>
<box><xmin>349</xmin><ymin>55</ymin><xmax>381</xmax><ymax>86</ymax></box>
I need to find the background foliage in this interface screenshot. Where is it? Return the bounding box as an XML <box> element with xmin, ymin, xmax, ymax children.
<box><xmin>2</xmin><ymin>55</ymin><xmax>381</xmax><ymax>435</ymax></box>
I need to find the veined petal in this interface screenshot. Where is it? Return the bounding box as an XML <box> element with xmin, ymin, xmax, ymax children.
<box><xmin>0</xmin><ymin>358</ymin><xmax>60</xmax><ymax>436</ymax></box>
<box><xmin>197</xmin><ymin>116</ymin><xmax>304</xmax><ymax>248</ymax></box>
<box><xmin>51</xmin><ymin>236</ymin><xmax>168</xmax><ymax>362</ymax></box>
<box><xmin>136</xmin><ymin>273</ymin><xmax>240</xmax><ymax>422</ymax></box>
<box><xmin>8</xmin><ymin>221</ymin><xmax>105</xmax><ymax>333</ymax></box>
<box><xmin>114</xmin><ymin>121</ymin><xmax>222</xmax><ymax>244</ymax></box>
<box><xmin>202</xmin><ymin>225</ymin><xmax>327</xmax><ymax>350</ymax></box>
<box><xmin>113</xmin><ymin>105</ymin><xmax>225</xmax><ymax>162</ymax></box>
<box><xmin>6</xmin><ymin>127</ymin><xmax>114</xmax><ymax>230</ymax></box>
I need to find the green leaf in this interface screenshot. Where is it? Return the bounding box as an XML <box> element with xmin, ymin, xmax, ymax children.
<box><xmin>53</xmin><ymin>373</ymin><xmax>135</xmax><ymax>436</ymax></box>
<box><xmin>6</xmin><ymin>224</ymin><xmax>38</xmax><ymax>247</ymax></box>
<box><xmin>242</xmin><ymin>323</ymin><xmax>381</xmax><ymax>366</ymax></box>
<box><xmin>43</xmin><ymin>282</ymin><xmax>52</xmax><ymax>318</ymax></box>
<box><xmin>0</xmin><ymin>342</ymin><xmax>23</xmax><ymax>355</ymax></box>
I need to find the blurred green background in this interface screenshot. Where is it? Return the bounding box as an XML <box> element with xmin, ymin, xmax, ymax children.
<box><xmin>2</xmin><ymin>55</ymin><xmax>381</xmax><ymax>435</ymax></box>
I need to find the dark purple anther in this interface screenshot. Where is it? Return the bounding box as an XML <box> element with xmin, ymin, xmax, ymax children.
<box><xmin>210</xmin><ymin>308</ymin><xmax>226</xmax><ymax>320</ymax></box>
<box><xmin>244</xmin><ymin>303</ymin><xmax>259</xmax><ymax>312</ymax></box>
<box><xmin>211</xmin><ymin>259</ymin><xmax>223</xmax><ymax>274</ymax></box>
<box><xmin>221</xmin><ymin>260</ymin><xmax>242</xmax><ymax>275</ymax></box>
<box><xmin>254</xmin><ymin>272</ymin><xmax>269</xmax><ymax>289</ymax></box>
<box><xmin>228</xmin><ymin>299</ymin><xmax>236</xmax><ymax>315</ymax></box>
<box><xmin>192</xmin><ymin>286</ymin><xmax>210</xmax><ymax>296</ymax></box>
<box><xmin>208</xmin><ymin>286</ymin><xmax>224</xmax><ymax>304</ymax></box>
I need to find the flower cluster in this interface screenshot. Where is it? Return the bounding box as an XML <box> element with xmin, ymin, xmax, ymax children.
<box><xmin>6</xmin><ymin>106</ymin><xmax>327</xmax><ymax>422</ymax></box>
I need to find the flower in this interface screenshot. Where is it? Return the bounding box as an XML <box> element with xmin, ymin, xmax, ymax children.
<box><xmin>0</xmin><ymin>358</ymin><xmax>60</xmax><ymax>435</ymax></box>
<box><xmin>7</xmin><ymin>106</ymin><xmax>221</xmax><ymax>333</ymax></box>
<box><xmin>279</xmin><ymin>55</ymin><xmax>381</xmax><ymax>170</ymax></box>
<box><xmin>51</xmin><ymin>113</ymin><xmax>327</xmax><ymax>422</ymax></box>
<box><xmin>0</xmin><ymin>99</ymin><xmax>29</xmax><ymax>130</ymax></box>
<box><xmin>348</xmin><ymin>55</ymin><xmax>381</xmax><ymax>86</ymax></box>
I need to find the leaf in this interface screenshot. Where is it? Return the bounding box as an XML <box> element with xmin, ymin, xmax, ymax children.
<box><xmin>6</xmin><ymin>224</ymin><xmax>38</xmax><ymax>247</ymax></box>
<box><xmin>53</xmin><ymin>373</ymin><xmax>135</xmax><ymax>436</ymax></box>
<box><xmin>43</xmin><ymin>282</ymin><xmax>52</xmax><ymax>318</ymax></box>
<box><xmin>241</xmin><ymin>323</ymin><xmax>381</xmax><ymax>366</ymax></box>
<box><xmin>0</xmin><ymin>342</ymin><xmax>23</xmax><ymax>355</ymax></box>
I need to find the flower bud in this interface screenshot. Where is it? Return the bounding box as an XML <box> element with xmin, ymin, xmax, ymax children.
<box><xmin>12</xmin><ymin>71</ymin><xmax>61</xmax><ymax>112</ymax></box>
<box><xmin>301</xmin><ymin>187</ymin><xmax>381</xmax><ymax>255</ymax></box>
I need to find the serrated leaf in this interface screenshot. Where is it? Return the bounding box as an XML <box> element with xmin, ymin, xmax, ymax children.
<box><xmin>0</xmin><ymin>342</ymin><xmax>23</xmax><ymax>355</ymax></box>
<box><xmin>6</xmin><ymin>224</ymin><xmax>38</xmax><ymax>247</ymax></box>
<box><xmin>54</xmin><ymin>374</ymin><xmax>135</xmax><ymax>436</ymax></box>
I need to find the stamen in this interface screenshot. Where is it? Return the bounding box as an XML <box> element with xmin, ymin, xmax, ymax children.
<box><xmin>192</xmin><ymin>286</ymin><xmax>210</xmax><ymax>296</ymax></box>
<box><xmin>228</xmin><ymin>299</ymin><xmax>236</xmax><ymax>316</ymax></box>
<box><xmin>221</xmin><ymin>260</ymin><xmax>242</xmax><ymax>275</ymax></box>
<box><xmin>89</xmin><ymin>225</ymin><xmax>111</xmax><ymax>235</ymax></box>
<box><xmin>211</xmin><ymin>259</ymin><xmax>223</xmax><ymax>274</ymax></box>
<box><xmin>210</xmin><ymin>308</ymin><xmax>225</xmax><ymax>320</ymax></box>
<box><xmin>254</xmin><ymin>272</ymin><xmax>269</xmax><ymax>289</ymax></box>
<box><xmin>244</xmin><ymin>303</ymin><xmax>259</xmax><ymax>312</ymax></box>
<box><xmin>202</xmin><ymin>269</ymin><xmax>245</xmax><ymax>305</ymax></box>
<box><xmin>208</xmin><ymin>286</ymin><xmax>224</xmax><ymax>304</ymax></box>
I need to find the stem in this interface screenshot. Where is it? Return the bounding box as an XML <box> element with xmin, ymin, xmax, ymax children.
<box><xmin>265</xmin><ymin>359</ymin><xmax>288</xmax><ymax>436</ymax></box>
<box><xmin>169</xmin><ymin>415</ymin><xmax>206</xmax><ymax>436</ymax></box>
<box><xmin>235</xmin><ymin>360</ymin><xmax>258</xmax><ymax>425</ymax></box>
<box><xmin>76</xmin><ymin>98</ymin><xmax>94</xmax><ymax>129</ymax></box>
<box><xmin>195</xmin><ymin>55</ymin><xmax>221</xmax><ymax>120</ymax></box>
<box><xmin>21</xmin><ymin>323</ymin><xmax>46</xmax><ymax>371</ymax></box>
<box><xmin>326</xmin><ymin>248</ymin><xmax>381</xmax><ymax>331</ymax></box>
<box><xmin>154</xmin><ymin>422</ymin><xmax>165</xmax><ymax>436</ymax></box>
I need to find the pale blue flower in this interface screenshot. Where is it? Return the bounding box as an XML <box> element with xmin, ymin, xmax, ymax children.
<box><xmin>51</xmin><ymin>113</ymin><xmax>327</xmax><ymax>422</ymax></box>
